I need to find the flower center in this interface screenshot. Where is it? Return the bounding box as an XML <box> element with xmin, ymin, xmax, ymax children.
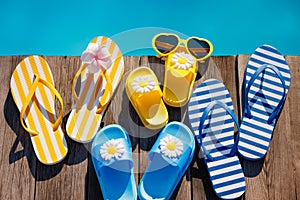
<box><xmin>138</xmin><ymin>80</ymin><xmax>149</xmax><ymax>88</ymax></box>
<box><xmin>166</xmin><ymin>142</ymin><xmax>176</xmax><ymax>151</ymax></box>
<box><xmin>178</xmin><ymin>57</ymin><xmax>187</xmax><ymax>64</ymax></box>
<box><xmin>107</xmin><ymin>146</ymin><xmax>117</xmax><ymax>154</ymax></box>
<box><xmin>94</xmin><ymin>54</ymin><xmax>101</xmax><ymax>60</ymax></box>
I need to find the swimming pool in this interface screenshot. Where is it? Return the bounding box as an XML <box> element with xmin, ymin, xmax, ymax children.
<box><xmin>0</xmin><ymin>0</ymin><xmax>299</xmax><ymax>56</ymax></box>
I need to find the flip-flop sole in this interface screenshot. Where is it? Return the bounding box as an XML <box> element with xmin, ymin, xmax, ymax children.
<box><xmin>66</xmin><ymin>36</ymin><xmax>124</xmax><ymax>142</ymax></box>
<box><xmin>188</xmin><ymin>79</ymin><xmax>246</xmax><ymax>199</ymax></box>
<box><xmin>10</xmin><ymin>56</ymin><xmax>68</xmax><ymax>164</ymax></box>
<box><xmin>238</xmin><ymin>45</ymin><xmax>291</xmax><ymax>160</ymax></box>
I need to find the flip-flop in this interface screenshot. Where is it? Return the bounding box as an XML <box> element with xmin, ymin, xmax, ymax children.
<box><xmin>237</xmin><ymin>45</ymin><xmax>291</xmax><ymax>160</ymax></box>
<box><xmin>188</xmin><ymin>79</ymin><xmax>246</xmax><ymax>199</ymax></box>
<box><xmin>66</xmin><ymin>36</ymin><xmax>124</xmax><ymax>143</ymax></box>
<box><xmin>91</xmin><ymin>124</ymin><xmax>137</xmax><ymax>200</ymax></box>
<box><xmin>163</xmin><ymin>52</ymin><xmax>197</xmax><ymax>107</ymax></box>
<box><xmin>10</xmin><ymin>56</ymin><xmax>68</xmax><ymax>165</ymax></box>
<box><xmin>138</xmin><ymin>121</ymin><xmax>195</xmax><ymax>199</ymax></box>
<box><xmin>125</xmin><ymin>67</ymin><xmax>168</xmax><ymax>130</ymax></box>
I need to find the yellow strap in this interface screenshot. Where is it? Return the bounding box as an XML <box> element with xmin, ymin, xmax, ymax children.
<box><xmin>72</xmin><ymin>64</ymin><xmax>113</xmax><ymax>115</ymax></box>
<box><xmin>95</xmin><ymin>69</ymin><xmax>113</xmax><ymax>114</ymax></box>
<box><xmin>20</xmin><ymin>74</ymin><xmax>64</xmax><ymax>136</ymax></box>
<box><xmin>72</xmin><ymin>63</ymin><xmax>89</xmax><ymax>108</ymax></box>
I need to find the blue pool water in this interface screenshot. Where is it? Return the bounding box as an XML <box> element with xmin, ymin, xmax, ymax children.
<box><xmin>0</xmin><ymin>0</ymin><xmax>299</xmax><ymax>56</ymax></box>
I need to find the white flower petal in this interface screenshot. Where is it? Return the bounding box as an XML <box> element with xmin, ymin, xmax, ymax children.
<box><xmin>136</xmin><ymin>87</ymin><xmax>144</xmax><ymax>93</ymax></box>
<box><xmin>81</xmin><ymin>51</ymin><xmax>95</xmax><ymax>63</ymax></box>
<box><xmin>87</xmin><ymin>43</ymin><xmax>101</xmax><ymax>52</ymax></box>
<box><xmin>132</xmin><ymin>85</ymin><xmax>140</xmax><ymax>91</ymax></box>
<box><xmin>96</xmin><ymin>46</ymin><xmax>111</xmax><ymax>59</ymax></box>
<box><xmin>143</xmin><ymin>87</ymin><xmax>150</xmax><ymax>93</ymax></box>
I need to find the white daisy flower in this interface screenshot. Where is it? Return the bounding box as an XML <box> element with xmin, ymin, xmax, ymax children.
<box><xmin>159</xmin><ymin>135</ymin><xmax>184</xmax><ymax>158</ymax></box>
<box><xmin>171</xmin><ymin>52</ymin><xmax>195</xmax><ymax>70</ymax></box>
<box><xmin>100</xmin><ymin>139</ymin><xmax>125</xmax><ymax>160</ymax></box>
<box><xmin>131</xmin><ymin>75</ymin><xmax>156</xmax><ymax>93</ymax></box>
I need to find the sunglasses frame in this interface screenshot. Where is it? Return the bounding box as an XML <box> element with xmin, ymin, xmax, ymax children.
<box><xmin>152</xmin><ymin>33</ymin><xmax>214</xmax><ymax>62</ymax></box>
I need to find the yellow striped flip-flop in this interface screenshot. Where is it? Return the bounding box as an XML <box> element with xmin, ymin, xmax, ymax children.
<box><xmin>10</xmin><ymin>56</ymin><xmax>68</xmax><ymax>165</ymax></box>
<box><xmin>66</xmin><ymin>36</ymin><xmax>124</xmax><ymax>143</ymax></box>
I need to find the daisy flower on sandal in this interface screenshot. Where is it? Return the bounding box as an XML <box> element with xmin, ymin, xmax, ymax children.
<box><xmin>171</xmin><ymin>52</ymin><xmax>195</xmax><ymax>70</ymax></box>
<box><xmin>100</xmin><ymin>139</ymin><xmax>125</xmax><ymax>160</ymax></box>
<box><xmin>131</xmin><ymin>75</ymin><xmax>156</xmax><ymax>93</ymax></box>
<box><xmin>159</xmin><ymin>135</ymin><xmax>184</xmax><ymax>158</ymax></box>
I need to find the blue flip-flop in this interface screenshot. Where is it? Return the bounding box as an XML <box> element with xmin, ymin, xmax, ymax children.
<box><xmin>188</xmin><ymin>79</ymin><xmax>246</xmax><ymax>199</ymax></box>
<box><xmin>138</xmin><ymin>121</ymin><xmax>195</xmax><ymax>200</ymax></box>
<box><xmin>91</xmin><ymin>124</ymin><xmax>137</xmax><ymax>200</ymax></box>
<box><xmin>237</xmin><ymin>45</ymin><xmax>291</xmax><ymax>160</ymax></box>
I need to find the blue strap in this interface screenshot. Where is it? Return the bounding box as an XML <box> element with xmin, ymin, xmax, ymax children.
<box><xmin>197</xmin><ymin>100</ymin><xmax>240</xmax><ymax>161</ymax></box>
<box><xmin>245</xmin><ymin>64</ymin><xmax>287</xmax><ymax>123</ymax></box>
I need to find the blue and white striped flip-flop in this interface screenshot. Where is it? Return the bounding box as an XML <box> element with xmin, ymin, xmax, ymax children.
<box><xmin>188</xmin><ymin>79</ymin><xmax>246</xmax><ymax>199</ymax></box>
<box><xmin>237</xmin><ymin>45</ymin><xmax>291</xmax><ymax>160</ymax></box>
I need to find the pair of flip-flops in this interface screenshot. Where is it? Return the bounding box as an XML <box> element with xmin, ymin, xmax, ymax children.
<box><xmin>10</xmin><ymin>36</ymin><xmax>123</xmax><ymax>164</ymax></box>
<box><xmin>188</xmin><ymin>45</ymin><xmax>291</xmax><ymax>199</ymax></box>
<box><xmin>91</xmin><ymin>122</ymin><xmax>195</xmax><ymax>199</ymax></box>
<box><xmin>125</xmin><ymin>54</ymin><xmax>197</xmax><ymax>130</ymax></box>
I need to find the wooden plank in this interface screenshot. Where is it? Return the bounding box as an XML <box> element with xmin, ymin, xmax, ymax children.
<box><xmin>1</xmin><ymin>55</ymin><xmax>299</xmax><ymax>200</ymax></box>
<box><xmin>237</xmin><ymin>55</ymin><xmax>299</xmax><ymax>200</ymax></box>
<box><xmin>191</xmin><ymin>56</ymin><xmax>242</xmax><ymax>200</ymax></box>
<box><xmin>282</xmin><ymin>56</ymin><xmax>299</xmax><ymax>200</ymax></box>
<box><xmin>87</xmin><ymin>56</ymin><xmax>140</xmax><ymax>200</ymax></box>
<box><xmin>34</xmin><ymin>56</ymin><xmax>88</xmax><ymax>200</ymax></box>
<box><xmin>0</xmin><ymin>56</ymin><xmax>36</xmax><ymax>200</ymax></box>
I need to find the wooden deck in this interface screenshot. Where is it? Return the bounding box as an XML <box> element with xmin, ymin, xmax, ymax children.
<box><xmin>0</xmin><ymin>56</ymin><xmax>299</xmax><ymax>200</ymax></box>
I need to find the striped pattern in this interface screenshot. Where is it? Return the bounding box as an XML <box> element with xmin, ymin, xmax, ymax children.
<box><xmin>188</xmin><ymin>79</ymin><xmax>245</xmax><ymax>199</ymax></box>
<box><xmin>66</xmin><ymin>36</ymin><xmax>124</xmax><ymax>143</ymax></box>
<box><xmin>238</xmin><ymin>45</ymin><xmax>291</xmax><ymax>160</ymax></box>
<box><xmin>10</xmin><ymin>56</ymin><xmax>68</xmax><ymax>165</ymax></box>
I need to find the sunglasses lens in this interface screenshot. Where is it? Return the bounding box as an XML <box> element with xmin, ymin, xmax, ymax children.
<box><xmin>187</xmin><ymin>38</ymin><xmax>211</xmax><ymax>59</ymax></box>
<box><xmin>154</xmin><ymin>35</ymin><xmax>179</xmax><ymax>55</ymax></box>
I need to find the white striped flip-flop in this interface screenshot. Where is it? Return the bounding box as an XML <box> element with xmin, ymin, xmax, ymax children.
<box><xmin>188</xmin><ymin>79</ymin><xmax>245</xmax><ymax>199</ymax></box>
<box><xmin>237</xmin><ymin>45</ymin><xmax>291</xmax><ymax>160</ymax></box>
<box><xmin>10</xmin><ymin>56</ymin><xmax>68</xmax><ymax>165</ymax></box>
<box><xmin>66</xmin><ymin>36</ymin><xmax>124</xmax><ymax>143</ymax></box>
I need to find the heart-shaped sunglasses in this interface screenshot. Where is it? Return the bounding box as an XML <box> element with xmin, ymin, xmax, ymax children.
<box><xmin>152</xmin><ymin>33</ymin><xmax>213</xmax><ymax>62</ymax></box>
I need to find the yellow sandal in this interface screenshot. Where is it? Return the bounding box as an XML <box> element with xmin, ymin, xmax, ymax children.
<box><xmin>152</xmin><ymin>33</ymin><xmax>214</xmax><ymax>107</ymax></box>
<box><xmin>125</xmin><ymin>67</ymin><xmax>168</xmax><ymax>130</ymax></box>
<box><xmin>163</xmin><ymin>52</ymin><xmax>197</xmax><ymax>107</ymax></box>
<box><xmin>10</xmin><ymin>56</ymin><xmax>67</xmax><ymax>165</ymax></box>
<box><xmin>66</xmin><ymin>36</ymin><xmax>124</xmax><ymax>143</ymax></box>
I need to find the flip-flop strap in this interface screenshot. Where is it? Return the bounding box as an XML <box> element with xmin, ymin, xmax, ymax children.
<box><xmin>95</xmin><ymin>69</ymin><xmax>113</xmax><ymax>114</ymax></box>
<box><xmin>245</xmin><ymin>64</ymin><xmax>287</xmax><ymax>123</ymax></box>
<box><xmin>71</xmin><ymin>64</ymin><xmax>113</xmax><ymax>114</ymax></box>
<box><xmin>197</xmin><ymin>100</ymin><xmax>240</xmax><ymax>161</ymax></box>
<box><xmin>72</xmin><ymin>63</ymin><xmax>89</xmax><ymax>108</ymax></box>
<box><xmin>20</xmin><ymin>74</ymin><xmax>64</xmax><ymax>136</ymax></box>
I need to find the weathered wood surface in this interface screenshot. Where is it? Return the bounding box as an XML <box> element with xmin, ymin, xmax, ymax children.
<box><xmin>0</xmin><ymin>56</ymin><xmax>298</xmax><ymax>200</ymax></box>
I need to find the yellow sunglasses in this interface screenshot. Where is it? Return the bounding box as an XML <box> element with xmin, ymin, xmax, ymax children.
<box><xmin>152</xmin><ymin>33</ymin><xmax>213</xmax><ymax>62</ymax></box>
